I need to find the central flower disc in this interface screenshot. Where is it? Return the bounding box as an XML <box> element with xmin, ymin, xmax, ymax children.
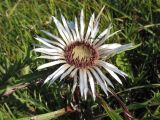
<box><xmin>72</xmin><ymin>45</ymin><xmax>91</xmax><ymax>60</ymax></box>
<box><xmin>64</xmin><ymin>41</ymin><xmax>99</xmax><ymax>68</ymax></box>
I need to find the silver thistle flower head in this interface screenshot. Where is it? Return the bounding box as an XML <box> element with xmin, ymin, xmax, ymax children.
<box><xmin>34</xmin><ymin>8</ymin><xmax>135</xmax><ymax>100</ymax></box>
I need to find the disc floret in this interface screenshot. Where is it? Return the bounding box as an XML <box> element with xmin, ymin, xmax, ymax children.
<box><xmin>64</xmin><ymin>41</ymin><xmax>99</xmax><ymax>68</ymax></box>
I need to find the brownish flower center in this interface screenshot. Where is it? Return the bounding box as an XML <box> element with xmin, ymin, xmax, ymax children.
<box><xmin>64</xmin><ymin>41</ymin><xmax>99</xmax><ymax>68</ymax></box>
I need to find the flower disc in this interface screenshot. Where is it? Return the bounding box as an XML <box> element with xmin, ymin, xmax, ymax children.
<box><xmin>64</xmin><ymin>41</ymin><xmax>99</xmax><ymax>68</ymax></box>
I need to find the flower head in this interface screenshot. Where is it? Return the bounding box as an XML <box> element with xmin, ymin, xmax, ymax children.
<box><xmin>34</xmin><ymin>9</ymin><xmax>135</xmax><ymax>100</ymax></box>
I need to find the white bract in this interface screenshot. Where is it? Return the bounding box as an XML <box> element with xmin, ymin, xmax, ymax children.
<box><xmin>34</xmin><ymin>9</ymin><xmax>135</xmax><ymax>100</ymax></box>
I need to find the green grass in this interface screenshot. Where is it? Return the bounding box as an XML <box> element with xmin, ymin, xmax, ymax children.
<box><xmin>0</xmin><ymin>0</ymin><xmax>160</xmax><ymax>119</ymax></box>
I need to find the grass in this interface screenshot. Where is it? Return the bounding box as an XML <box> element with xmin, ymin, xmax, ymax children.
<box><xmin>0</xmin><ymin>0</ymin><xmax>160</xmax><ymax>119</ymax></box>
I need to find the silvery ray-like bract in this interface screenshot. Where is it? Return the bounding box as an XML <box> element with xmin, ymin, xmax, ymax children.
<box><xmin>33</xmin><ymin>9</ymin><xmax>135</xmax><ymax>100</ymax></box>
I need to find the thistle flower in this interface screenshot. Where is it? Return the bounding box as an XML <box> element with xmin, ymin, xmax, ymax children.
<box><xmin>34</xmin><ymin>8</ymin><xmax>135</xmax><ymax>100</ymax></box>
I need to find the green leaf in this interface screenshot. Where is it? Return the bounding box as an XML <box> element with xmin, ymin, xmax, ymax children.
<box><xmin>98</xmin><ymin>96</ymin><xmax>123</xmax><ymax>120</ymax></box>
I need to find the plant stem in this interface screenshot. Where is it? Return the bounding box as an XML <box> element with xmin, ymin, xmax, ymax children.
<box><xmin>18</xmin><ymin>106</ymin><xmax>74</xmax><ymax>120</ymax></box>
